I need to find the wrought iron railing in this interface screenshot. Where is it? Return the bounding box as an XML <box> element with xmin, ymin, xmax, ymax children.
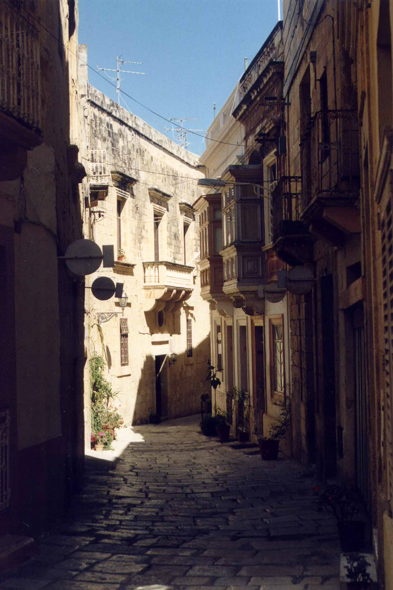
<box><xmin>301</xmin><ymin>109</ymin><xmax>360</xmax><ymax>208</ymax></box>
<box><xmin>272</xmin><ymin>176</ymin><xmax>302</xmax><ymax>242</ymax></box>
<box><xmin>0</xmin><ymin>1</ymin><xmax>41</xmax><ymax>130</ymax></box>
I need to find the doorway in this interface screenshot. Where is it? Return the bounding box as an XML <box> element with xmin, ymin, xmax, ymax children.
<box><xmin>155</xmin><ymin>355</ymin><xmax>168</xmax><ymax>418</ymax></box>
<box><xmin>353</xmin><ymin>304</ymin><xmax>370</xmax><ymax>506</ymax></box>
<box><xmin>253</xmin><ymin>324</ymin><xmax>265</xmax><ymax>416</ymax></box>
<box><xmin>321</xmin><ymin>275</ymin><xmax>337</xmax><ymax>478</ymax></box>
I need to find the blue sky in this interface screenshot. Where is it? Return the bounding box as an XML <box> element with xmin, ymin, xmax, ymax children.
<box><xmin>79</xmin><ymin>1</ymin><xmax>280</xmax><ymax>156</ymax></box>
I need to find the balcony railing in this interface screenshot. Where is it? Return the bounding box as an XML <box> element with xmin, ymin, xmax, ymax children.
<box><xmin>143</xmin><ymin>261</ymin><xmax>193</xmax><ymax>290</ymax></box>
<box><xmin>272</xmin><ymin>176</ymin><xmax>302</xmax><ymax>242</ymax></box>
<box><xmin>0</xmin><ymin>2</ymin><xmax>41</xmax><ymax>130</ymax></box>
<box><xmin>301</xmin><ymin>109</ymin><xmax>360</xmax><ymax>208</ymax></box>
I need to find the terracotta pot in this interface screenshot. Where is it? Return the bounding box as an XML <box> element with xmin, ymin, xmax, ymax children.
<box><xmin>217</xmin><ymin>422</ymin><xmax>230</xmax><ymax>442</ymax></box>
<box><xmin>258</xmin><ymin>439</ymin><xmax>279</xmax><ymax>460</ymax></box>
<box><xmin>95</xmin><ymin>443</ymin><xmax>104</xmax><ymax>452</ymax></box>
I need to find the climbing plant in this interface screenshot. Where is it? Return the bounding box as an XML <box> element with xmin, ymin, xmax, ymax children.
<box><xmin>90</xmin><ymin>355</ymin><xmax>123</xmax><ymax>440</ymax></box>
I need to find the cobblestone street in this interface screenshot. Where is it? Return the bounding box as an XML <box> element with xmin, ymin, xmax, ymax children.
<box><xmin>0</xmin><ymin>416</ymin><xmax>340</xmax><ymax>590</ymax></box>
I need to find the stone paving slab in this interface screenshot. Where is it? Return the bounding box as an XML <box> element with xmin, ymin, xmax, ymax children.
<box><xmin>0</xmin><ymin>415</ymin><xmax>340</xmax><ymax>590</ymax></box>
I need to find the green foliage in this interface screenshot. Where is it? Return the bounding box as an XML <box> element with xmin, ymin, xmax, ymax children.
<box><xmin>261</xmin><ymin>401</ymin><xmax>291</xmax><ymax>441</ymax></box>
<box><xmin>90</xmin><ymin>355</ymin><xmax>123</xmax><ymax>441</ymax></box>
<box><xmin>206</xmin><ymin>361</ymin><xmax>221</xmax><ymax>390</ymax></box>
<box><xmin>344</xmin><ymin>553</ymin><xmax>372</xmax><ymax>585</ymax></box>
<box><xmin>316</xmin><ymin>484</ymin><xmax>365</xmax><ymax>523</ymax></box>
<box><xmin>231</xmin><ymin>387</ymin><xmax>250</xmax><ymax>431</ymax></box>
<box><xmin>215</xmin><ymin>410</ymin><xmax>229</xmax><ymax>425</ymax></box>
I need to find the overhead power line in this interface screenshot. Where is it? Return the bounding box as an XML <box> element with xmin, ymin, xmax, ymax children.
<box><xmin>4</xmin><ymin>0</ymin><xmax>244</xmax><ymax>150</ymax></box>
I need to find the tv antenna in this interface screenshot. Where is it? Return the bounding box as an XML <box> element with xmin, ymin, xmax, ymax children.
<box><xmin>164</xmin><ymin>117</ymin><xmax>203</xmax><ymax>150</ymax></box>
<box><xmin>97</xmin><ymin>56</ymin><xmax>146</xmax><ymax>105</ymax></box>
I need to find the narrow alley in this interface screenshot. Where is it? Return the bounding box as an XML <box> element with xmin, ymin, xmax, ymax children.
<box><xmin>0</xmin><ymin>417</ymin><xmax>340</xmax><ymax>590</ymax></box>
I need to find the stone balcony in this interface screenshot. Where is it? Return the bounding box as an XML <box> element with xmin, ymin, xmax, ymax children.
<box><xmin>142</xmin><ymin>261</ymin><xmax>194</xmax><ymax>312</ymax></box>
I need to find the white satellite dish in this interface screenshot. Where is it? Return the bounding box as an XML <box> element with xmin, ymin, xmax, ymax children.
<box><xmin>64</xmin><ymin>239</ymin><xmax>103</xmax><ymax>275</ymax></box>
<box><xmin>92</xmin><ymin>277</ymin><xmax>116</xmax><ymax>301</ymax></box>
<box><xmin>287</xmin><ymin>266</ymin><xmax>315</xmax><ymax>295</ymax></box>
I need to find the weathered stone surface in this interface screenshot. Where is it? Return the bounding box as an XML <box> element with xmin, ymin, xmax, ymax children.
<box><xmin>0</xmin><ymin>416</ymin><xmax>340</xmax><ymax>590</ymax></box>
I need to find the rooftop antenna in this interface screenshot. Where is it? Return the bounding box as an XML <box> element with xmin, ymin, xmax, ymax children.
<box><xmin>97</xmin><ymin>55</ymin><xmax>145</xmax><ymax>104</ymax></box>
<box><xmin>164</xmin><ymin>117</ymin><xmax>203</xmax><ymax>150</ymax></box>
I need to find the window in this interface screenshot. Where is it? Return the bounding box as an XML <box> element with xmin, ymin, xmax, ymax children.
<box><xmin>117</xmin><ymin>199</ymin><xmax>124</xmax><ymax>255</ymax></box>
<box><xmin>223</xmin><ymin>187</ymin><xmax>236</xmax><ymax>248</ymax></box>
<box><xmin>264</xmin><ymin>153</ymin><xmax>278</xmax><ymax>244</ymax></box>
<box><xmin>269</xmin><ymin>316</ymin><xmax>284</xmax><ymax>400</ymax></box>
<box><xmin>319</xmin><ymin>70</ymin><xmax>330</xmax><ymax>161</ymax></box>
<box><xmin>186</xmin><ymin>318</ymin><xmax>193</xmax><ymax>357</ymax></box>
<box><xmin>216</xmin><ymin>323</ymin><xmax>222</xmax><ymax>370</ymax></box>
<box><xmin>120</xmin><ymin>318</ymin><xmax>129</xmax><ymax>366</ymax></box>
<box><xmin>183</xmin><ymin>223</ymin><xmax>189</xmax><ymax>264</ymax></box>
<box><xmin>154</xmin><ymin>212</ymin><xmax>163</xmax><ymax>262</ymax></box>
<box><xmin>239</xmin><ymin>324</ymin><xmax>248</xmax><ymax>391</ymax></box>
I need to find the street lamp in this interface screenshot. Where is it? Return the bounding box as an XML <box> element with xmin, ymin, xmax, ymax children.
<box><xmin>119</xmin><ymin>291</ymin><xmax>128</xmax><ymax>315</ymax></box>
<box><xmin>197</xmin><ymin>177</ymin><xmax>271</xmax><ymax>198</ymax></box>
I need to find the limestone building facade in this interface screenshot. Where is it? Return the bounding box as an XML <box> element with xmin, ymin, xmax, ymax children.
<box><xmin>273</xmin><ymin>0</ymin><xmax>392</xmax><ymax>586</ymax></box>
<box><xmin>78</xmin><ymin>50</ymin><xmax>210</xmax><ymax>442</ymax></box>
<box><xmin>197</xmin><ymin>23</ymin><xmax>291</xmax><ymax>446</ymax></box>
<box><xmin>0</xmin><ymin>0</ymin><xmax>85</xmax><ymax>538</ymax></box>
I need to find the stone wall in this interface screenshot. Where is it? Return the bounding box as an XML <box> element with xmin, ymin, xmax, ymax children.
<box><xmin>80</xmin><ymin>72</ymin><xmax>210</xmax><ymax>434</ymax></box>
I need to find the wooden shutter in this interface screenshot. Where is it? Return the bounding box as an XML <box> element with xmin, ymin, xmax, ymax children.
<box><xmin>186</xmin><ymin>318</ymin><xmax>192</xmax><ymax>358</ymax></box>
<box><xmin>120</xmin><ymin>318</ymin><xmax>129</xmax><ymax>366</ymax></box>
<box><xmin>381</xmin><ymin>199</ymin><xmax>393</xmax><ymax>506</ymax></box>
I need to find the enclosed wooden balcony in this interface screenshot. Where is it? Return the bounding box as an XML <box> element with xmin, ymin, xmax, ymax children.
<box><xmin>142</xmin><ymin>261</ymin><xmax>193</xmax><ymax>312</ymax></box>
<box><xmin>0</xmin><ymin>3</ymin><xmax>42</xmax><ymax>179</ymax></box>
<box><xmin>219</xmin><ymin>166</ymin><xmax>267</xmax><ymax>314</ymax></box>
<box><xmin>300</xmin><ymin>109</ymin><xmax>360</xmax><ymax>246</ymax></box>
<box><xmin>194</xmin><ymin>193</ymin><xmax>224</xmax><ymax>302</ymax></box>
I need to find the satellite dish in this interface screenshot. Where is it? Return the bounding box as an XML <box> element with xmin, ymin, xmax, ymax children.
<box><xmin>287</xmin><ymin>266</ymin><xmax>314</xmax><ymax>295</ymax></box>
<box><xmin>64</xmin><ymin>239</ymin><xmax>103</xmax><ymax>275</ymax></box>
<box><xmin>92</xmin><ymin>277</ymin><xmax>116</xmax><ymax>301</ymax></box>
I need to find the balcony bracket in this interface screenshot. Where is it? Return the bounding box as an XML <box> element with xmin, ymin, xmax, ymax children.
<box><xmin>211</xmin><ymin>297</ymin><xmax>234</xmax><ymax>318</ymax></box>
<box><xmin>242</xmin><ymin>293</ymin><xmax>266</xmax><ymax>317</ymax></box>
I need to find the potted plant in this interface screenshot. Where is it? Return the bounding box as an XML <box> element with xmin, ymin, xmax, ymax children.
<box><xmin>90</xmin><ymin>433</ymin><xmax>96</xmax><ymax>450</ymax></box>
<box><xmin>232</xmin><ymin>387</ymin><xmax>250</xmax><ymax>442</ymax></box>
<box><xmin>257</xmin><ymin>401</ymin><xmax>290</xmax><ymax>460</ymax></box>
<box><xmin>94</xmin><ymin>430</ymin><xmax>107</xmax><ymax>451</ymax></box>
<box><xmin>315</xmin><ymin>484</ymin><xmax>366</xmax><ymax>551</ymax></box>
<box><xmin>206</xmin><ymin>361</ymin><xmax>221</xmax><ymax>391</ymax></box>
<box><xmin>215</xmin><ymin>410</ymin><xmax>231</xmax><ymax>442</ymax></box>
<box><xmin>117</xmin><ymin>248</ymin><xmax>126</xmax><ymax>261</ymax></box>
<box><xmin>343</xmin><ymin>553</ymin><xmax>373</xmax><ymax>589</ymax></box>
<box><xmin>200</xmin><ymin>414</ymin><xmax>219</xmax><ymax>436</ymax></box>
<box><xmin>200</xmin><ymin>392</ymin><xmax>212</xmax><ymax>420</ymax></box>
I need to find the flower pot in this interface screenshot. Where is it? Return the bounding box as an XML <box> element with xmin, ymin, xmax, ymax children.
<box><xmin>238</xmin><ymin>430</ymin><xmax>249</xmax><ymax>443</ymax></box>
<box><xmin>258</xmin><ymin>439</ymin><xmax>279</xmax><ymax>460</ymax></box>
<box><xmin>95</xmin><ymin>443</ymin><xmax>104</xmax><ymax>452</ymax></box>
<box><xmin>217</xmin><ymin>422</ymin><xmax>230</xmax><ymax>442</ymax></box>
<box><xmin>338</xmin><ymin>521</ymin><xmax>366</xmax><ymax>551</ymax></box>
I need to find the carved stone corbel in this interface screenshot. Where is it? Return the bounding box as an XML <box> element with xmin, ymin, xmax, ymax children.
<box><xmin>242</xmin><ymin>293</ymin><xmax>265</xmax><ymax>316</ymax></box>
